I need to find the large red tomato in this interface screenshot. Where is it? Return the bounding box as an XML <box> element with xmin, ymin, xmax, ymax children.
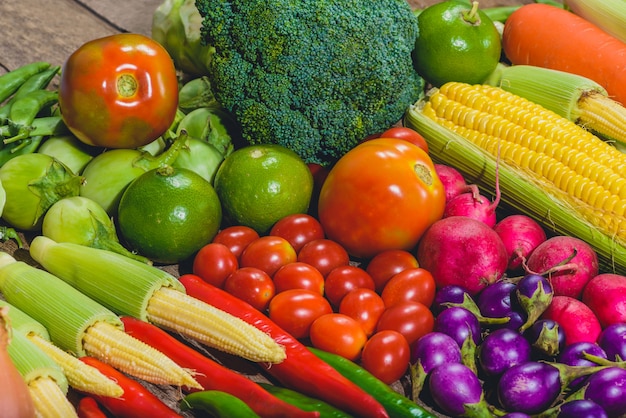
<box><xmin>59</xmin><ymin>33</ymin><xmax>179</xmax><ymax>148</ymax></box>
<box><xmin>317</xmin><ymin>138</ymin><xmax>445</xmax><ymax>259</ymax></box>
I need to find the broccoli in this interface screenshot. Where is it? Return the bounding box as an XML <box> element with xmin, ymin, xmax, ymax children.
<box><xmin>195</xmin><ymin>0</ymin><xmax>425</xmax><ymax>166</ymax></box>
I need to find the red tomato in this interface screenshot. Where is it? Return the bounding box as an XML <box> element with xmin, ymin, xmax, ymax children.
<box><xmin>376</xmin><ymin>301</ymin><xmax>435</xmax><ymax>346</ymax></box>
<box><xmin>268</xmin><ymin>289</ymin><xmax>333</xmax><ymax>339</ymax></box>
<box><xmin>272</xmin><ymin>262</ymin><xmax>325</xmax><ymax>295</ymax></box>
<box><xmin>379</xmin><ymin>127</ymin><xmax>429</xmax><ymax>154</ymax></box>
<box><xmin>240</xmin><ymin>236</ymin><xmax>297</xmax><ymax>277</ymax></box>
<box><xmin>309</xmin><ymin>313</ymin><xmax>367</xmax><ymax>361</ymax></box>
<box><xmin>269</xmin><ymin>213</ymin><xmax>325</xmax><ymax>253</ymax></box>
<box><xmin>192</xmin><ymin>243</ymin><xmax>239</xmax><ymax>288</ymax></box>
<box><xmin>297</xmin><ymin>238</ymin><xmax>350</xmax><ymax>277</ymax></box>
<box><xmin>223</xmin><ymin>267</ymin><xmax>275</xmax><ymax>312</ymax></box>
<box><xmin>338</xmin><ymin>288</ymin><xmax>385</xmax><ymax>337</ymax></box>
<box><xmin>324</xmin><ymin>265</ymin><xmax>376</xmax><ymax>308</ymax></box>
<box><xmin>380</xmin><ymin>268</ymin><xmax>436</xmax><ymax>309</ymax></box>
<box><xmin>360</xmin><ymin>330</ymin><xmax>410</xmax><ymax>385</ymax></box>
<box><xmin>212</xmin><ymin>225</ymin><xmax>260</xmax><ymax>260</ymax></box>
<box><xmin>318</xmin><ymin>138</ymin><xmax>446</xmax><ymax>259</ymax></box>
<box><xmin>59</xmin><ymin>34</ymin><xmax>178</xmax><ymax>148</ymax></box>
<box><xmin>365</xmin><ymin>249</ymin><xmax>420</xmax><ymax>293</ymax></box>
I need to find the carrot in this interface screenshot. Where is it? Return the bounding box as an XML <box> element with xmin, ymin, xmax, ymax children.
<box><xmin>502</xmin><ymin>3</ymin><xmax>626</xmax><ymax>106</ymax></box>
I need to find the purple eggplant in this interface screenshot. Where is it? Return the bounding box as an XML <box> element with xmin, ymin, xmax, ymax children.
<box><xmin>410</xmin><ymin>331</ymin><xmax>462</xmax><ymax>398</ymax></box>
<box><xmin>476</xmin><ymin>280</ymin><xmax>525</xmax><ymax>330</ymax></box>
<box><xmin>583</xmin><ymin>367</ymin><xmax>626</xmax><ymax>417</ymax></box>
<box><xmin>557</xmin><ymin>399</ymin><xmax>608</xmax><ymax>418</ymax></box>
<box><xmin>597</xmin><ymin>323</ymin><xmax>626</xmax><ymax>362</ymax></box>
<box><xmin>515</xmin><ymin>273</ymin><xmax>553</xmax><ymax>332</ymax></box>
<box><xmin>501</xmin><ymin>414</ymin><xmax>530</xmax><ymax>418</ymax></box>
<box><xmin>428</xmin><ymin>362</ymin><xmax>491</xmax><ymax>417</ymax></box>
<box><xmin>558</xmin><ymin>341</ymin><xmax>608</xmax><ymax>388</ymax></box>
<box><xmin>478</xmin><ymin>328</ymin><xmax>531</xmax><ymax>376</ymax></box>
<box><xmin>524</xmin><ymin>318</ymin><xmax>566</xmax><ymax>358</ymax></box>
<box><xmin>433</xmin><ymin>285</ymin><xmax>470</xmax><ymax>314</ymax></box>
<box><xmin>434</xmin><ymin>306</ymin><xmax>482</xmax><ymax>348</ymax></box>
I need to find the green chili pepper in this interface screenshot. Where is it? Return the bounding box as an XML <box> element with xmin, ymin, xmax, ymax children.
<box><xmin>308</xmin><ymin>347</ymin><xmax>437</xmax><ymax>418</ymax></box>
<box><xmin>0</xmin><ymin>62</ymin><xmax>51</xmax><ymax>103</ymax></box>
<box><xmin>0</xmin><ymin>66</ymin><xmax>60</xmax><ymax>124</ymax></box>
<box><xmin>1</xmin><ymin>116</ymin><xmax>68</xmax><ymax>141</ymax></box>
<box><xmin>180</xmin><ymin>390</ymin><xmax>261</xmax><ymax>418</ymax></box>
<box><xmin>8</xmin><ymin>89</ymin><xmax>59</xmax><ymax>129</ymax></box>
<box><xmin>258</xmin><ymin>382</ymin><xmax>353</xmax><ymax>418</ymax></box>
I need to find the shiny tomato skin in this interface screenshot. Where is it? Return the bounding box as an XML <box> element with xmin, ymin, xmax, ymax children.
<box><xmin>365</xmin><ymin>249</ymin><xmax>420</xmax><ymax>293</ymax></box>
<box><xmin>297</xmin><ymin>238</ymin><xmax>350</xmax><ymax>278</ymax></box>
<box><xmin>268</xmin><ymin>289</ymin><xmax>333</xmax><ymax>339</ymax></box>
<box><xmin>324</xmin><ymin>265</ymin><xmax>376</xmax><ymax>308</ymax></box>
<box><xmin>376</xmin><ymin>301</ymin><xmax>435</xmax><ymax>346</ymax></box>
<box><xmin>381</xmin><ymin>268</ymin><xmax>437</xmax><ymax>309</ymax></box>
<box><xmin>269</xmin><ymin>213</ymin><xmax>325</xmax><ymax>253</ymax></box>
<box><xmin>192</xmin><ymin>243</ymin><xmax>239</xmax><ymax>288</ymax></box>
<box><xmin>223</xmin><ymin>267</ymin><xmax>275</xmax><ymax>312</ymax></box>
<box><xmin>272</xmin><ymin>262</ymin><xmax>325</xmax><ymax>295</ymax></box>
<box><xmin>239</xmin><ymin>236</ymin><xmax>297</xmax><ymax>277</ymax></box>
<box><xmin>212</xmin><ymin>226</ymin><xmax>260</xmax><ymax>260</ymax></box>
<box><xmin>360</xmin><ymin>330</ymin><xmax>410</xmax><ymax>385</ymax></box>
<box><xmin>59</xmin><ymin>33</ymin><xmax>178</xmax><ymax>149</ymax></box>
<box><xmin>380</xmin><ymin>127</ymin><xmax>429</xmax><ymax>154</ymax></box>
<box><xmin>338</xmin><ymin>288</ymin><xmax>386</xmax><ymax>337</ymax></box>
<box><xmin>318</xmin><ymin>138</ymin><xmax>446</xmax><ymax>259</ymax></box>
<box><xmin>309</xmin><ymin>313</ymin><xmax>367</xmax><ymax>361</ymax></box>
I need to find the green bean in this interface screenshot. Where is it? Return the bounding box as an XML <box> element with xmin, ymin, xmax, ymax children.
<box><xmin>1</xmin><ymin>116</ymin><xmax>68</xmax><ymax>143</ymax></box>
<box><xmin>0</xmin><ymin>66</ymin><xmax>60</xmax><ymax>123</ymax></box>
<box><xmin>0</xmin><ymin>62</ymin><xmax>51</xmax><ymax>103</ymax></box>
<box><xmin>0</xmin><ymin>136</ymin><xmax>44</xmax><ymax>167</ymax></box>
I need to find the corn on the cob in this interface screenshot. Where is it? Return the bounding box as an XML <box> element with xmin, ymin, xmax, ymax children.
<box><xmin>0</xmin><ymin>300</ymin><xmax>123</xmax><ymax>397</ymax></box>
<box><xmin>484</xmin><ymin>64</ymin><xmax>626</xmax><ymax>147</ymax></box>
<box><xmin>29</xmin><ymin>236</ymin><xmax>287</xmax><ymax>364</ymax></box>
<box><xmin>0</xmin><ymin>252</ymin><xmax>201</xmax><ymax>388</ymax></box>
<box><xmin>404</xmin><ymin>82</ymin><xmax>626</xmax><ymax>274</ymax></box>
<box><xmin>7</xmin><ymin>330</ymin><xmax>76</xmax><ymax>418</ymax></box>
<box><xmin>565</xmin><ymin>0</ymin><xmax>626</xmax><ymax>44</ymax></box>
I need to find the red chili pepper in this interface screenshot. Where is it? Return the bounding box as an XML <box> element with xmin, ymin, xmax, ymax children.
<box><xmin>77</xmin><ymin>397</ymin><xmax>108</xmax><ymax>418</ymax></box>
<box><xmin>120</xmin><ymin>315</ymin><xmax>319</xmax><ymax>418</ymax></box>
<box><xmin>78</xmin><ymin>357</ymin><xmax>183</xmax><ymax>418</ymax></box>
<box><xmin>179</xmin><ymin>273</ymin><xmax>390</xmax><ymax>418</ymax></box>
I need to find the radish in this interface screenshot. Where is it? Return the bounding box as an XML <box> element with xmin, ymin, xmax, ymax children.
<box><xmin>525</xmin><ymin>235</ymin><xmax>599</xmax><ymax>299</ymax></box>
<box><xmin>541</xmin><ymin>295</ymin><xmax>602</xmax><ymax>345</ymax></box>
<box><xmin>416</xmin><ymin>216</ymin><xmax>508</xmax><ymax>296</ymax></box>
<box><xmin>582</xmin><ymin>273</ymin><xmax>626</xmax><ymax>328</ymax></box>
<box><xmin>493</xmin><ymin>214</ymin><xmax>547</xmax><ymax>272</ymax></box>
<box><xmin>434</xmin><ymin>163</ymin><xmax>478</xmax><ymax>202</ymax></box>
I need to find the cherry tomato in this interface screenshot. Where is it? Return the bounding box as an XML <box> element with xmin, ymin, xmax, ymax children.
<box><xmin>380</xmin><ymin>268</ymin><xmax>436</xmax><ymax>309</ymax></box>
<box><xmin>240</xmin><ymin>236</ymin><xmax>297</xmax><ymax>277</ymax></box>
<box><xmin>318</xmin><ymin>138</ymin><xmax>446</xmax><ymax>259</ymax></box>
<box><xmin>272</xmin><ymin>262</ymin><xmax>325</xmax><ymax>295</ymax></box>
<box><xmin>365</xmin><ymin>249</ymin><xmax>420</xmax><ymax>293</ymax></box>
<box><xmin>192</xmin><ymin>243</ymin><xmax>239</xmax><ymax>288</ymax></box>
<box><xmin>338</xmin><ymin>288</ymin><xmax>385</xmax><ymax>337</ymax></box>
<box><xmin>212</xmin><ymin>225</ymin><xmax>260</xmax><ymax>260</ymax></box>
<box><xmin>360</xmin><ymin>330</ymin><xmax>410</xmax><ymax>385</ymax></box>
<box><xmin>379</xmin><ymin>127</ymin><xmax>429</xmax><ymax>154</ymax></box>
<box><xmin>268</xmin><ymin>289</ymin><xmax>333</xmax><ymax>339</ymax></box>
<box><xmin>297</xmin><ymin>238</ymin><xmax>350</xmax><ymax>277</ymax></box>
<box><xmin>324</xmin><ymin>265</ymin><xmax>376</xmax><ymax>308</ymax></box>
<box><xmin>270</xmin><ymin>213</ymin><xmax>325</xmax><ymax>253</ymax></box>
<box><xmin>309</xmin><ymin>313</ymin><xmax>367</xmax><ymax>361</ymax></box>
<box><xmin>59</xmin><ymin>34</ymin><xmax>178</xmax><ymax>148</ymax></box>
<box><xmin>376</xmin><ymin>301</ymin><xmax>435</xmax><ymax>346</ymax></box>
<box><xmin>223</xmin><ymin>267</ymin><xmax>275</xmax><ymax>311</ymax></box>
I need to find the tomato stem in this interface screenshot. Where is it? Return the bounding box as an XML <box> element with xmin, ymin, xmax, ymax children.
<box><xmin>117</xmin><ymin>73</ymin><xmax>138</xmax><ymax>98</ymax></box>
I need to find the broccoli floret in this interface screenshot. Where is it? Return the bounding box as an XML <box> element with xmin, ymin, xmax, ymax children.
<box><xmin>195</xmin><ymin>0</ymin><xmax>424</xmax><ymax>165</ymax></box>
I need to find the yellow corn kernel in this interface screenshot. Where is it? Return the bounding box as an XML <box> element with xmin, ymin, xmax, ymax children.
<box><xmin>82</xmin><ymin>321</ymin><xmax>201</xmax><ymax>389</ymax></box>
<box><xmin>146</xmin><ymin>287</ymin><xmax>286</xmax><ymax>364</ymax></box>
<box><xmin>27</xmin><ymin>333</ymin><xmax>123</xmax><ymax>398</ymax></box>
<box><xmin>29</xmin><ymin>377</ymin><xmax>78</xmax><ymax>418</ymax></box>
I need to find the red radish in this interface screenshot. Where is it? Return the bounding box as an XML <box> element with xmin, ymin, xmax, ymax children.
<box><xmin>494</xmin><ymin>214</ymin><xmax>547</xmax><ymax>272</ymax></box>
<box><xmin>541</xmin><ymin>295</ymin><xmax>602</xmax><ymax>345</ymax></box>
<box><xmin>434</xmin><ymin>164</ymin><xmax>478</xmax><ymax>202</ymax></box>
<box><xmin>582</xmin><ymin>273</ymin><xmax>626</xmax><ymax>328</ymax></box>
<box><xmin>526</xmin><ymin>235</ymin><xmax>599</xmax><ymax>299</ymax></box>
<box><xmin>416</xmin><ymin>216</ymin><xmax>508</xmax><ymax>296</ymax></box>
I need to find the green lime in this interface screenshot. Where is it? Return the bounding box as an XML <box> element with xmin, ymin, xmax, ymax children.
<box><xmin>214</xmin><ymin>144</ymin><xmax>314</xmax><ymax>234</ymax></box>
<box><xmin>412</xmin><ymin>0</ymin><xmax>501</xmax><ymax>87</ymax></box>
<box><xmin>117</xmin><ymin>165</ymin><xmax>222</xmax><ymax>264</ymax></box>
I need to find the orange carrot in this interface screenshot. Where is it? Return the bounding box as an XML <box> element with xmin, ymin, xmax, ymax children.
<box><xmin>502</xmin><ymin>3</ymin><xmax>626</xmax><ymax>106</ymax></box>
